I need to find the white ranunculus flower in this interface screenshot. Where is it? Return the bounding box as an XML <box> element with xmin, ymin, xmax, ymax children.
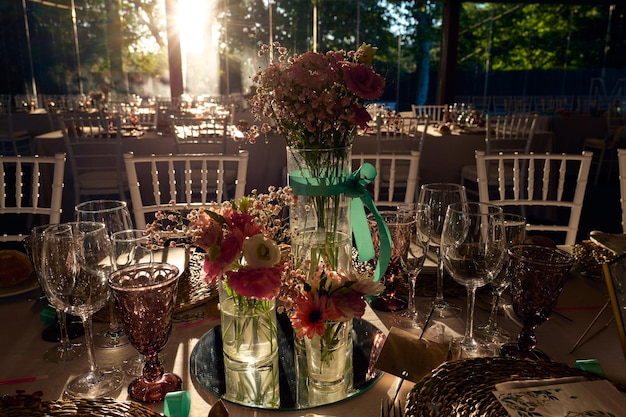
<box><xmin>242</xmin><ymin>234</ymin><xmax>281</xmax><ymax>268</ymax></box>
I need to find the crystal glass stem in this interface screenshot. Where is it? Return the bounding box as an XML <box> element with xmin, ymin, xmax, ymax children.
<box><xmin>462</xmin><ymin>286</ymin><xmax>479</xmax><ymax>352</ymax></box>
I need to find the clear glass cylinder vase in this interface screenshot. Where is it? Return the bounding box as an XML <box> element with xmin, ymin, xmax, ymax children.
<box><xmin>218</xmin><ymin>280</ymin><xmax>280</xmax><ymax>408</ymax></box>
<box><xmin>304</xmin><ymin>319</ymin><xmax>353</xmax><ymax>391</ymax></box>
<box><xmin>286</xmin><ymin>146</ymin><xmax>352</xmax><ymax>275</ymax></box>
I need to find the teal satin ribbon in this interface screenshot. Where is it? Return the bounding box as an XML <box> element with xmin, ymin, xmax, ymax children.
<box><xmin>288</xmin><ymin>163</ymin><xmax>392</xmax><ymax>282</ymax></box>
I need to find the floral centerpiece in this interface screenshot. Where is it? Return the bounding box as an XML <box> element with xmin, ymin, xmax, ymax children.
<box><xmin>285</xmin><ymin>263</ymin><xmax>383</xmax><ymax>390</ymax></box>
<box><xmin>244</xmin><ymin>42</ymin><xmax>385</xmax><ymax>147</ymax></box>
<box><xmin>243</xmin><ymin>42</ymin><xmax>389</xmax><ymax>285</ymax></box>
<box><xmin>147</xmin><ymin>187</ymin><xmax>293</xmax><ymax>408</ymax></box>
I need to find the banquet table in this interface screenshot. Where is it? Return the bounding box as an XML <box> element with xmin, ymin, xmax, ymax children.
<box><xmin>1</xmin><ymin>247</ymin><xmax>625</xmax><ymax>417</ymax></box>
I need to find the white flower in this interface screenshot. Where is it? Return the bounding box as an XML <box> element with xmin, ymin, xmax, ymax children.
<box><xmin>242</xmin><ymin>234</ymin><xmax>281</xmax><ymax>268</ymax></box>
<box><xmin>350</xmin><ymin>270</ymin><xmax>385</xmax><ymax>296</ymax></box>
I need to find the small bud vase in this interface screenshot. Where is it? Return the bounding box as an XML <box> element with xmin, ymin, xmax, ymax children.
<box><xmin>218</xmin><ymin>280</ymin><xmax>280</xmax><ymax>408</ymax></box>
<box><xmin>304</xmin><ymin>319</ymin><xmax>353</xmax><ymax>396</ymax></box>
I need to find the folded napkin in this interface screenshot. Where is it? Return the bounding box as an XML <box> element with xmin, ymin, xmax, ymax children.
<box><xmin>493</xmin><ymin>378</ymin><xmax>626</xmax><ymax>417</ymax></box>
<box><xmin>374</xmin><ymin>326</ymin><xmax>448</xmax><ymax>383</ymax></box>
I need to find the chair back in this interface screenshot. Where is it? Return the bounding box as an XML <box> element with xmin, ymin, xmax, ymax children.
<box><xmin>475</xmin><ymin>150</ymin><xmax>592</xmax><ymax>246</ymax></box>
<box><xmin>376</xmin><ymin>114</ymin><xmax>429</xmax><ymax>152</ymax></box>
<box><xmin>123</xmin><ymin>151</ymin><xmax>249</xmax><ymax>229</ymax></box>
<box><xmin>60</xmin><ymin>114</ymin><xmax>126</xmax><ymax>203</ymax></box>
<box><xmin>411</xmin><ymin>105</ymin><xmax>447</xmax><ymax>123</ymax></box>
<box><xmin>351</xmin><ymin>151</ymin><xmax>420</xmax><ymax>204</ymax></box>
<box><xmin>170</xmin><ymin>115</ymin><xmax>229</xmax><ymax>154</ymax></box>
<box><xmin>0</xmin><ymin>153</ymin><xmax>65</xmax><ymax>241</ymax></box>
<box><xmin>486</xmin><ymin>113</ymin><xmax>538</xmax><ymax>154</ymax></box>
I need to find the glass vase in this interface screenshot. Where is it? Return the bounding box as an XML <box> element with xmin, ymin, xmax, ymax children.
<box><xmin>304</xmin><ymin>319</ymin><xmax>353</xmax><ymax>393</ymax></box>
<box><xmin>218</xmin><ymin>280</ymin><xmax>280</xmax><ymax>408</ymax></box>
<box><xmin>286</xmin><ymin>146</ymin><xmax>352</xmax><ymax>275</ymax></box>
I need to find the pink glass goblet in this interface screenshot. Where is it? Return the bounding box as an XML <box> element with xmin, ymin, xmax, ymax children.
<box><xmin>369</xmin><ymin>210</ymin><xmax>414</xmax><ymax>312</ymax></box>
<box><xmin>109</xmin><ymin>262</ymin><xmax>182</xmax><ymax>403</ymax></box>
<box><xmin>499</xmin><ymin>245</ymin><xmax>574</xmax><ymax>360</ymax></box>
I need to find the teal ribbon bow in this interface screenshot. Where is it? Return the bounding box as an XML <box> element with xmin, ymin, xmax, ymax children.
<box><xmin>288</xmin><ymin>163</ymin><xmax>392</xmax><ymax>282</ymax></box>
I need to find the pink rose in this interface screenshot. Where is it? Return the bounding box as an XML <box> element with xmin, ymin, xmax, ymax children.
<box><xmin>226</xmin><ymin>266</ymin><xmax>283</xmax><ymax>300</ymax></box>
<box><xmin>342</xmin><ymin>62</ymin><xmax>385</xmax><ymax>100</ymax></box>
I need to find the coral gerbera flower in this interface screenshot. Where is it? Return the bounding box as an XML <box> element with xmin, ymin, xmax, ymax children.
<box><xmin>290</xmin><ymin>293</ymin><xmax>334</xmax><ymax>339</ymax></box>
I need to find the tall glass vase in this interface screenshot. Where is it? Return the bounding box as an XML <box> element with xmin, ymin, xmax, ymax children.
<box><xmin>286</xmin><ymin>146</ymin><xmax>352</xmax><ymax>275</ymax></box>
<box><xmin>218</xmin><ymin>280</ymin><xmax>280</xmax><ymax>408</ymax></box>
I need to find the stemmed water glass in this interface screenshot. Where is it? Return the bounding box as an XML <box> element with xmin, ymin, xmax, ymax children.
<box><xmin>109</xmin><ymin>262</ymin><xmax>182</xmax><ymax>402</ymax></box>
<box><xmin>499</xmin><ymin>245</ymin><xmax>574</xmax><ymax>360</ymax></box>
<box><xmin>418</xmin><ymin>183</ymin><xmax>467</xmax><ymax>317</ymax></box>
<box><xmin>441</xmin><ymin>202</ymin><xmax>506</xmax><ymax>356</ymax></box>
<box><xmin>397</xmin><ymin>204</ymin><xmax>431</xmax><ymax>328</ymax></box>
<box><xmin>75</xmin><ymin>199</ymin><xmax>133</xmax><ymax>349</ymax></box>
<box><xmin>24</xmin><ymin>224</ymin><xmax>85</xmax><ymax>362</ymax></box>
<box><xmin>476</xmin><ymin>213</ymin><xmax>527</xmax><ymax>344</ymax></box>
<box><xmin>40</xmin><ymin>222</ymin><xmax>124</xmax><ymax>398</ymax></box>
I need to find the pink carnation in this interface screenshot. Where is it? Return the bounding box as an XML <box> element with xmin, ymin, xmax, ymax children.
<box><xmin>342</xmin><ymin>62</ymin><xmax>385</xmax><ymax>100</ymax></box>
<box><xmin>329</xmin><ymin>290</ymin><xmax>366</xmax><ymax>319</ymax></box>
<box><xmin>226</xmin><ymin>265</ymin><xmax>283</xmax><ymax>300</ymax></box>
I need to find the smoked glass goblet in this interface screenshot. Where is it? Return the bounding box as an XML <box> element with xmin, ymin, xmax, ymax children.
<box><xmin>369</xmin><ymin>210</ymin><xmax>415</xmax><ymax>312</ymax></box>
<box><xmin>76</xmin><ymin>199</ymin><xmax>133</xmax><ymax>349</ymax></box>
<box><xmin>441</xmin><ymin>202</ymin><xmax>506</xmax><ymax>356</ymax></box>
<box><xmin>109</xmin><ymin>262</ymin><xmax>182</xmax><ymax>403</ymax></box>
<box><xmin>41</xmin><ymin>222</ymin><xmax>124</xmax><ymax>399</ymax></box>
<box><xmin>499</xmin><ymin>245</ymin><xmax>574</xmax><ymax>360</ymax></box>
<box><xmin>111</xmin><ymin>229</ymin><xmax>156</xmax><ymax>376</ymax></box>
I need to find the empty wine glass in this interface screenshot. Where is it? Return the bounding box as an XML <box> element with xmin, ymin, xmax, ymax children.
<box><xmin>476</xmin><ymin>213</ymin><xmax>527</xmax><ymax>344</ymax></box>
<box><xmin>41</xmin><ymin>222</ymin><xmax>124</xmax><ymax>399</ymax></box>
<box><xmin>111</xmin><ymin>229</ymin><xmax>156</xmax><ymax>376</ymax></box>
<box><xmin>24</xmin><ymin>224</ymin><xmax>85</xmax><ymax>362</ymax></box>
<box><xmin>369</xmin><ymin>210</ymin><xmax>415</xmax><ymax>312</ymax></box>
<box><xmin>441</xmin><ymin>202</ymin><xmax>506</xmax><ymax>356</ymax></box>
<box><xmin>397</xmin><ymin>204</ymin><xmax>431</xmax><ymax>328</ymax></box>
<box><xmin>499</xmin><ymin>245</ymin><xmax>574</xmax><ymax>360</ymax></box>
<box><xmin>76</xmin><ymin>199</ymin><xmax>133</xmax><ymax>349</ymax></box>
<box><xmin>109</xmin><ymin>263</ymin><xmax>182</xmax><ymax>402</ymax></box>
<box><xmin>418</xmin><ymin>183</ymin><xmax>467</xmax><ymax>318</ymax></box>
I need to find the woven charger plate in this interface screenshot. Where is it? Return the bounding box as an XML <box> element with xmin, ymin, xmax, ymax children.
<box><xmin>0</xmin><ymin>397</ymin><xmax>163</xmax><ymax>417</ymax></box>
<box><xmin>405</xmin><ymin>357</ymin><xmax>604</xmax><ymax>417</ymax></box>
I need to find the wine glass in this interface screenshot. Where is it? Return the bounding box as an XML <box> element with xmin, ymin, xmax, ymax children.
<box><xmin>418</xmin><ymin>183</ymin><xmax>467</xmax><ymax>317</ymax></box>
<box><xmin>40</xmin><ymin>222</ymin><xmax>124</xmax><ymax>398</ymax></box>
<box><xmin>109</xmin><ymin>262</ymin><xmax>182</xmax><ymax>402</ymax></box>
<box><xmin>23</xmin><ymin>224</ymin><xmax>85</xmax><ymax>362</ymax></box>
<box><xmin>111</xmin><ymin>229</ymin><xmax>156</xmax><ymax>376</ymax></box>
<box><xmin>441</xmin><ymin>202</ymin><xmax>506</xmax><ymax>356</ymax></box>
<box><xmin>476</xmin><ymin>213</ymin><xmax>527</xmax><ymax>344</ymax></box>
<box><xmin>499</xmin><ymin>245</ymin><xmax>574</xmax><ymax>360</ymax></box>
<box><xmin>397</xmin><ymin>204</ymin><xmax>431</xmax><ymax>328</ymax></box>
<box><xmin>369</xmin><ymin>210</ymin><xmax>415</xmax><ymax>312</ymax></box>
<box><xmin>76</xmin><ymin>199</ymin><xmax>133</xmax><ymax>349</ymax></box>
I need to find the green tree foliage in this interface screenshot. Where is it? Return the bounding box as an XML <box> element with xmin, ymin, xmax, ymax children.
<box><xmin>458</xmin><ymin>3</ymin><xmax>620</xmax><ymax>72</ymax></box>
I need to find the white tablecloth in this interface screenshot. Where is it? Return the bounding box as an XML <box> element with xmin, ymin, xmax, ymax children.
<box><xmin>1</xmin><ymin>246</ymin><xmax>625</xmax><ymax>417</ymax></box>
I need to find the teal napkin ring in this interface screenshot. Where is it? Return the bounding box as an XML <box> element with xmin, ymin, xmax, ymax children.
<box><xmin>164</xmin><ymin>390</ymin><xmax>191</xmax><ymax>417</ymax></box>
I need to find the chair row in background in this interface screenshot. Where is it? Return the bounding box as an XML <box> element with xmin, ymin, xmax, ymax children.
<box><xmin>0</xmin><ymin>94</ymin><xmax>34</xmax><ymax>156</ymax></box>
<box><xmin>451</xmin><ymin>95</ymin><xmax>625</xmax><ymax>116</ymax></box>
<box><xmin>1</xmin><ymin>145</ymin><xmax>601</xmax><ymax>249</ymax></box>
